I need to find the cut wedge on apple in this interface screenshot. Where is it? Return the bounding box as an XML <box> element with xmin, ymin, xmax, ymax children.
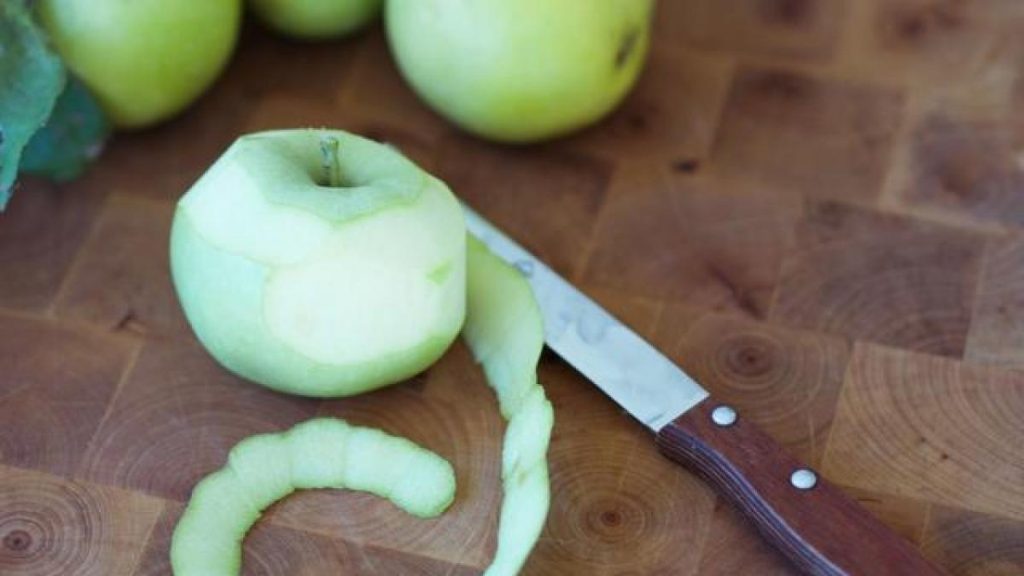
<box><xmin>170</xmin><ymin>418</ymin><xmax>456</xmax><ymax>575</ymax></box>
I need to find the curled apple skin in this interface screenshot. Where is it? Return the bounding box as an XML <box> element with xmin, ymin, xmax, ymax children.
<box><xmin>170</xmin><ymin>418</ymin><xmax>456</xmax><ymax>575</ymax></box>
<box><xmin>465</xmin><ymin>236</ymin><xmax>554</xmax><ymax>576</ymax></box>
<box><xmin>170</xmin><ymin>129</ymin><xmax>466</xmax><ymax>398</ymax></box>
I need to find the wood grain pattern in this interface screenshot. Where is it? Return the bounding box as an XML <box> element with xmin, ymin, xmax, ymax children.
<box><xmin>657</xmin><ymin>312</ymin><xmax>850</xmax><ymax>466</ymax></box>
<box><xmin>902</xmin><ymin>114</ymin><xmax>1024</xmax><ymax>228</ymax></box>
<box><xmin>563</xmin><ymin>49</ymin><xmax>735</xmax><ymax>164</ymax></box>
<box><xmin>656</xmin><ymin>0</ymin><xmax>845</xmax><ymax>61</ymax></box>
<box><xmin>2</xmin><ymin>2</ymin><xmax>1024</xmax><ymax>574</ymax></box>
<box><xmin>0</xmin><ymin>465</ymin><xmax>163</xmax><ymax>576</ymax></box>
<box><xmin>771</xmin><ymin>200</ymin><xmax>986</xmax><ymax>356</ymax></box>
<box><xmin>0</xmin><ymin>177</ymin><xmax>106</xmax><ymax>312</ymax></box>
<box><xmin>53</xmin><ymin>195</ymin><xmax>186</xmax><ymax>337</ymax></box>
<box><xmin>823</xmin><ymin>343</ymin><xmax>1024</xmax><ymax>520</ymax></box>
<box><xmin>966</xmin><ymin>236</ymin><xmax>1024</xmax><ymax>366</ymax></box>
<box><xmin>0</xmin><ymin>313</ymin><xmax>134</xmax><ymax>476</ymax></box>
<box><xmin>921</xmin><ymin>506</ymin><xmax>1024</xmax><ymax>576</ymax></box>
<box><xmin>77</xmin><ymin>339</ymin><xmax>321</xmax><ymax>501</ymax></box>
<box><xmin>711</xmin><ymin>66</ymin><xmax>904</xmax><ymax>202</ymax></box>
<box><xmin>849</xmin><ymin>0</ymin><xmax>1024</xmax><ymax>86</ymax></box>
<box><xmin>582</xmin><ymin>163</ymin><xmax>797</xmax><ymax>315</ymax></box>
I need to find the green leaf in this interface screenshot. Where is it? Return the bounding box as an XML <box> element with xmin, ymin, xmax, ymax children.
<box><xmin>20</xmin><ymin>75</ymin><xmax>110</xmax><ymax>182</ymax></box>
<box><xmin>0</xmin><ymin>1</ymin><xmax>65</xmax><ymax>209</ymax></box>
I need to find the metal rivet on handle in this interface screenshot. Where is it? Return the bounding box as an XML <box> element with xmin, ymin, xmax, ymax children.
<box><xmin>710</xmin><ymin>405</ymin><xmax>737</xmax><ymax>427</ymax></box>
<box><xmin>790</xmin><ymin>468</ymin><xmax>818</xmax><ymax>490</ymax></box>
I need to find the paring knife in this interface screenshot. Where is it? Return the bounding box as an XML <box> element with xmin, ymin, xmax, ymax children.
<box><xmin>464</xmin><ymin>205</ymin><xmax>945</xmax><ymax>576</ymax></box>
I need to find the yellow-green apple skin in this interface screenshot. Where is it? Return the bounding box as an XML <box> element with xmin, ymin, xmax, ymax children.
<box><xmin>170</xmin><ymin>129</ymin><xmax>466</xmax><ymax>397</ymax></box>
<box><xmin>36</xmin><ymin>0</ymin><xmax>241</xmax><ymax>129</ymax></box>
<box><xmin>250</xmin><ymin>0</ymin><xmax>382</xmax><ymax>40</ymax></box>
<box><xmin>385</xmin><ymin>0</ymin><xmax>654</xmax><ymax>143</ymax></box>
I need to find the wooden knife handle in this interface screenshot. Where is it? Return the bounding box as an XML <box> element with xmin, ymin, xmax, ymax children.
<box><xmin>656</xmin><ymin>398</ymin><xmax>946</xmax><ymax>575</ymax></box>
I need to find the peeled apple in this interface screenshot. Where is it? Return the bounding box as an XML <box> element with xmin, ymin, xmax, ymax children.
<box><xmin>170</xmin><ymin>129</ymin><xmax>466</xmax><ymax>397</ymax></box>
<box><xmin>170</xmin><ymin>129</ymin><xmax>553</xmax><ymax>574</ymax></box>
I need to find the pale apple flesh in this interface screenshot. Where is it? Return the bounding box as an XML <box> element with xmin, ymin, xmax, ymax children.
<box><xmin>170</xmin><ymin>418</ymin><xmax>456</xmax><ymax>575</ymax></box>
<box><xmin>386</xmin><ymin>0</ymin><xmax>654</xmax><ymax>142</ymax></box>
<box><xmin>249</xmin><ymin>0</ymin><xmax>382</xmax><ymax>40</ymax></box>
<box><xmin>464</xmin><ymin>236</ymin><xmax>554</xmax><ymax>576</ymax></box>
<box><xmin>36</xmin><ymin>0</ymin><xmax>242</xmax><ymax>129</ymax></box>
<box><xmin>170</xmin><ymin>129</ymin><xmax>466</xmax><ymax>397</ymax></box>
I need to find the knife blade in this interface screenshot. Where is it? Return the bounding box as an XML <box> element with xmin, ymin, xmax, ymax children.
<box><xmin>463</xmin><ymin>204</ymin><xmax>946</xmax><ymax>576</ymax></box>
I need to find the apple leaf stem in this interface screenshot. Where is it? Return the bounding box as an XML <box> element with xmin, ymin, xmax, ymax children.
<box><xmin>319</xmin><ymin>135</ymin><xmax>342</xmax><ymax>187</ymax></box>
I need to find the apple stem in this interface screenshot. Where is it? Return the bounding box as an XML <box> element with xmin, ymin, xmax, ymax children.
<box><xmin>320</xmin><ymin>136</ymin><xmax>342</xmax><ymax>187</ymax></box>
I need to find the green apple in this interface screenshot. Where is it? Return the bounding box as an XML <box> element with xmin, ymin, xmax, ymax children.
<box><xmin>35</xmin><ymin>0</ymin><xmax>241</xmax><ymax>129</ymax></box>
<box><xmin>171</xmin><ymin>417</ymin><xmax>456</xmax><ymax>575</ymax></box>
<box><xmin>249</xmin><ymin>0</ymin><xmax>382</xmax><ymax>40</ymax></box>
<box><xmin>385</xmin><ymin>0</ymin><xmax>654</xmax><ymax>143</ymax></box>
<box><xmin>170</xmin><ymin>129</ymin><xmax>466</xmax><ymax>397</ymax></box>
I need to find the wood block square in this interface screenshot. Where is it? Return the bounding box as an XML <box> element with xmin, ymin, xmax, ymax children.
<box><xmin>436</xmin><ymin>135</ymin><xmax>612</xmax><ymax>277</ymax></box>
<box><xmin>655</xmin><ymin>313</ymin><xmax>850</xmax><ymax>466</ymax></box>
<box><xmin>840</xmin><ymin>486</ymin><xmax>931</xmax><ymax>545</ymax></box>
<box><xmin>654</xmin><ymin>0</ymin><xmax>846</xmax><ymax>61</ymax></box>
<box><xmin>78</xmin><ymin>338</ymin><xmax>321</xmax><ymax>501</ymax></box>
<box><xmin>853</xmin><ymin>0</ymin><xmax>1024</xmax><ymax>85</ymax></box>
<box><xmin>900</xmin><ymin>114</ymin><xmax>1024</xmax><ymax>229</ymax></box>
<box><xmin>695</xmin><ymin>500</ymin><xmax>797</xmax><ymax>576</ymax></box>
<box><xmin>822</xmin><ymin>343</ymin><xmax>1024</xmax><ymax>520</ymax></box>
<box><xmin>526</xmin><ymin>414</ymin><xmax>716</xmax><ymax>575</ymax></box>
<box><xmin>966</xmin><ymin>236</ymin><xmax>1024</xmax><ymax>367</ymax></box>
<box><xmin>0</xmin><ymin>177</ymin><xmax>105</xmax><ymax>313</ymax></box>
<box><xmin>54</xmin><ymin>195</ymin><xmax>188</xmax><ymax>337</ymax></box>
<box><xmin>582</xmin><ymin>163</ymin><xmax>799</xmax><ymax>316</ymax></box>
<box><xmin>267</xmin><ymin>346</ymin><xmax>503</xmax><ymax>569</ymax></box>
<box><xmin>921</xmin><ymin>505</ymin><xmax>1024</xmax><ymax>575</ymax></box>
<box><xmin>563</xmin><ymin>49</ymin><xmax>734</xmax><ymax>165</ymax></box>
<box><xmin>133</xmin><ymin>501</ymin><xmax>479</xmax><ymax>576</ymax></box>
<box><xmin>0</xmin><ymin>465</ymin><xmax>163</xmax><ymax>576</ymax></box>
<box><xmin>0</xmin><ymin>314</ymin><xmax>133</xmax><ymax>476</ymax></box>
<box><xmin>712</xmin><ymin>66</ymin><xmax>904</xmax><ymax>202</ymax></box>
<box><xmin>771</xmin><ymin>200</ymin><xmax>986</xmax><ymax>357</ymax></box>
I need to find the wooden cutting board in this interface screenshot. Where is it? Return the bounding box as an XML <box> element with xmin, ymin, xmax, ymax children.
<box><xmin>3</xmin><ymin>2</ymin><xmax>1024</xmax><ymax>574</ymax></box>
